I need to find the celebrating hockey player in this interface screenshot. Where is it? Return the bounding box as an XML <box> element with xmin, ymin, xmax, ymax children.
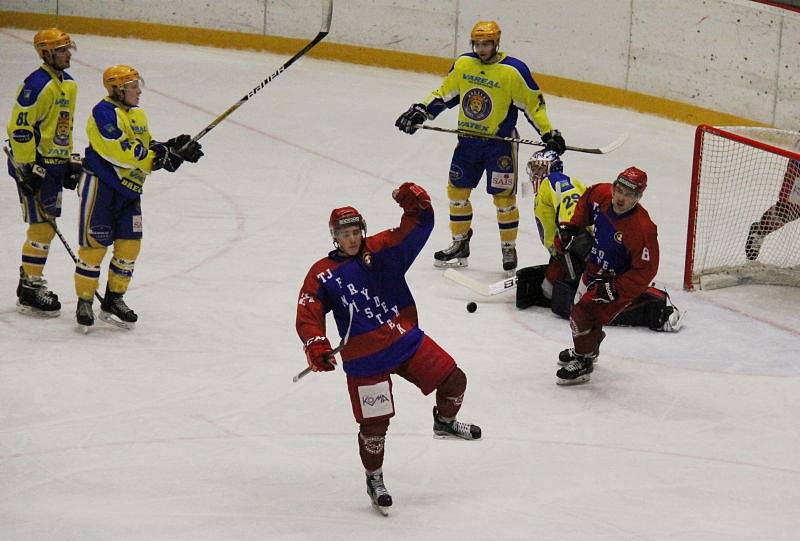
<box><xmin>553</xmin><ymin>167</ymin><xmax>660</xmax><ymax>385</ymax></box>
<box><xmin>517</xmin><ymin>151</ymin><xmax>681</xmax><ymax>333</ymax></box>
<box><xmin>394</xmin><ymin>20</ymin><xmax>565</xmax><ymax>273</ymax></box>
<box><xmin>5</xmin><ymin>28</ymin><xmax>81</xmax><ymax>317</ymax></box>
<box><xmin>295</xmin><ymin>182</ymin><xmax>481</xmax><ymax>514</ymax></box>
<box><xmin>745</xmin><ymin>135</ymin><xmax>800</xmax><ymax>260</ymax></box>
<box><xmin>74</xmin><ymin>65</ymin><xmax>203</xmax><ymax>331</ymax></box>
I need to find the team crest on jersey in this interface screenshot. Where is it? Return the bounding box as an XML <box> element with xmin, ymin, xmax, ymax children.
<box><xmin>614</xmin><ymin>231</ymin><xmax>623</xmax><ymax>244</ymax></box>
<box><xmin>497</xmin><ymin>155</ymin><xmax>513</xmax><ymax>171</ymax></box>
<box><xmin>462</xmin><ymin>88</ymin><xmax>492</xmax><ymax>121</ymax></box>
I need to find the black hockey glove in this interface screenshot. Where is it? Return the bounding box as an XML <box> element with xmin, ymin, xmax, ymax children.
<box><xmin>168</xmin><ymin>134</ymin><xmax>204</xmax><ymax>163</ymax></box>
<box><xmin>151</xmin><ymin>139</ymin><xmax>184</xmax><ymax>173</ymax></box>
<box><xmin>553</xmin><ymin>224</ymin><xmax>580</xmax><ymax>254</ymax></box>
<box><xmin>395</xmin><ymin>104</ymin><xmax>428</xmax><ymax>134</ymax></box>
<box><xmin>17</xmin><ymin>163</ymin><xmax>46</xmax><ymax>196</ymax></box>
<box><xmin>588</xmin><ymin>277</ymin><xmax>616</xmax><ymax>304</ymax></box>
<box><xmin>62</xmin><ymin>153</ymin><xmax>82</xmax><ymax>190</ymax></box>
<box><xmin>541</xmin><ymin>130</ymin><xmax>566</xmax><ymax>155</ymax></box>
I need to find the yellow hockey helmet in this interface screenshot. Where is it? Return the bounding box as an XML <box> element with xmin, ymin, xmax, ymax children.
<box><xmin>103</xmin><ymin>65</ymin><xmax>142</xmax><ymax>95</ymax></box>
<box><xmin>470</xmin><ymin>21</ymin><xmax>501</xmax><ymax>43</ymax></box>
<box><xmin>33</xmin><ymin>28</ymin><xmax>75</xmax><ymax>59</ymax></box>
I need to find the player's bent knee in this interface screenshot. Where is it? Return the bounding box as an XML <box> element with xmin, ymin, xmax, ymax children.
<box><xmin>447</xmin><ymin>184</ymin><xmax>472</xmax><ymax>202</ymax></box>
<box><xmin>438</xmin><ymin>366</ymin><xmax>467</xmax><ymax>397</ymax></box>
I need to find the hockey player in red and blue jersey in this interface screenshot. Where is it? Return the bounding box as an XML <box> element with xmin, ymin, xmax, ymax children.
<box><xmin>295</xmin><ymin>182</ymin><xmax>481</xmax><ymax>514</ymax></box>
<box><xmin>554</xmin><ymin>167</ymin><xmax>659</xmax><ymax>385</ymax></box>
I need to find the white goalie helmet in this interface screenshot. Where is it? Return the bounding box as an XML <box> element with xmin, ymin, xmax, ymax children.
<box><xmin>526</xmin><ymin>150</ymin><xmax>563</xmax><ymax>194</ymax></box>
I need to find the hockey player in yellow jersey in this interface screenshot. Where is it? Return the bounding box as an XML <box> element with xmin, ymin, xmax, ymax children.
<box><xmin>395</xmin><ymin>20</ymin><xmax>566</xmax><ymax>273</ymax></box>
<box><xmin>74</xmin><ymin>65</ymin><xmax>203</xmax><ymax>331</ymax></box>
<box><xmin>5</xmin><ymin>28</ymin><xmax>82</xmax><ymax>317</ymax></box>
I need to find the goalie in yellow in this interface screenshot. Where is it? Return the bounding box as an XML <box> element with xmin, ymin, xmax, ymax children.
<box><xmin>74</xmin><ymin>65</ymin><xmax>204</xmax><ymax>331</ymax></box>
<box><xmin>395</xmin><ymin>20</ymin><xmax>565</xmax><ymax>273</ymax></box>
<box><xmin>5</xmin><ymin>28</ymin><xmax>81</xmax><ymax>317</ymax></box>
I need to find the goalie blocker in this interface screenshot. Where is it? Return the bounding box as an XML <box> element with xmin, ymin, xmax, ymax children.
<box><xmin>516</xmin><ymin>264</ymin><xmax>681</xmax><ymax>332</ymax></box>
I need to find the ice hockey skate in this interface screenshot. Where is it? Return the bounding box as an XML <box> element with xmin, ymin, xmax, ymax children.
<box><xmin>16</xmin><ymin>266</ymin><xmax>60</xmax><ymax>317</ymax></box>
<box><xmin>745</xmin><ymin>221</ymin><xmax>764</xmax><ymax>261</ymax></box>
<box><xmin>558</xmin><ymin>331</ymin><xmax>604</xmax><ymax>366</ymax></box>
<box><xmin>434</xmin><ymin>229</ymin><xmax>472</xmax><ymax>268</ymax></box>
<box><xmin>365</xmin><ymin>469</ymin><xmax>392</xmax><ymax>516</ymax></box>
<box><xmin>556</xmin><ymin>353</ymin><xmax>596</xmax><ymax>385</ymax></box>
<box><xmin>501</xmin><ymin>241</ymin><xmax>517</xmax><ymax>275</ymax></box>
<box><xmin>432</xmin><ymin>406</ymin><xmax>482</xmax><ymax>440</ymax></box>
<box><xmin>76</xmin><ymin>298</ymin><xmax>95</xmax><ymax>333</ymax></box>
<box><xmin>99</xmin><ymin>287</ymin><xmax>138</xmax><ymax>330</ymax></box>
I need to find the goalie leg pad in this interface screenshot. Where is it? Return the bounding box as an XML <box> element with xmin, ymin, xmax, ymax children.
<box><xmin>550</xmin><ymin>279</ymin><xmax>578</xmax><ymax>319</ymax></box>
<box><xmin>610</xmin><ymin>287</ymin><xmax>680</xmax><ymax>331</ymax></box>
<box><xmin>515</xmin><ymin>264</ymin><xmax>550</xmax><ymax>309</ymax></box>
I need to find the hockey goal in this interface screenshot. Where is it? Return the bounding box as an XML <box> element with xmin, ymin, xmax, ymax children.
<box><xmin>684</xmin><ymin>125</ymin><xmax>800</xmax><ymax>290</ymax></box>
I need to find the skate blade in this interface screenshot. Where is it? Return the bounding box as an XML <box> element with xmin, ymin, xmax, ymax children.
<box><xmin>77</xmin><ymin>323</ymin><xmax>92</xmax><ymax>334</ymax></box>
<box><xmin>98</xmin><ymin>310</ymin><xmax>135</xmax><ymax>330</ymax></box>
<box><xmin>433</xmin><ymin>258</ymin><xmax>468</xmax><ymax>269</ymax></box>
<box><xmin>556</xmin><ymin>374</ymin><xmax>591</xmax><ymax>386</ymax></box>
<box><xmin>433</xmin><ymin>431</ymin><xmax>478</xmax><ymax>441</ymax></box>
<box><xmin>371</xmin><ymin>502</ymin><xmax>390</xmax><ymax>516</ymax></box>
<box><xmin>16</xmin><ymin>302</ymin><xmax>60</xmax><ymax>318</ymax></box>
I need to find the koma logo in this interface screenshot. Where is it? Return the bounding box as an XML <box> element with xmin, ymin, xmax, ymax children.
<box><xmin>363</xmin><ymin>394</ymin><xmax>390</xmax><ymax>406</ymax></box>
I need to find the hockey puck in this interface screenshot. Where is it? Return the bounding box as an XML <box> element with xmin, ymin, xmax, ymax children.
<box><xmin>466</xmin><ymin>302</ymin><xmax>477</xmax><ymax>313</ymax></box>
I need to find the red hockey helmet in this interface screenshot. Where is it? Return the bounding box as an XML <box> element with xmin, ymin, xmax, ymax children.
<box><xmin>329</xmin><ymin>206</ymin><xmax>366</xmax><ymax>239</ymax></box>
<box><xmin>614</xmin><ymin>166</ymin><xmax>647</xmax><ymax>194</ymax></box>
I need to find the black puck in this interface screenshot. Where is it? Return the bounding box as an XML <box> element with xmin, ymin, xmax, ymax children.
<box><xmin>466</xmin><ymin>301</ymin><xmax>477</xmax><ymax>313</ymax></box>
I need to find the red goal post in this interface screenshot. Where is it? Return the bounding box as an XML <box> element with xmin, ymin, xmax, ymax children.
<box><xmin>684</xmin><ymin>125</ymin><xmax>800</xmax><ymax>291</ymax></box>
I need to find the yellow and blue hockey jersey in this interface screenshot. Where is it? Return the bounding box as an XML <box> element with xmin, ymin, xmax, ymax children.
<box><xmin>534</xmin><ymin>172</ymin><xmax>587</xmax><ymax>256</ymax></box>
<box><xmin>6</xmin><ymin>64</ymin><xmax>77</xmax><ymax>164</ymax></box>
<box><xmin>84</xmin><ymin>98</ymin><xmax>157</xmax><ymax>198</ymax></box>
<box><xmin>423</xmin><ymin>52</ymin><xmax>553</xmax><ymax>138</ymax></box>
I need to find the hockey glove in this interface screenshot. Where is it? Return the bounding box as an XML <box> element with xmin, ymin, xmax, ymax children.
<box><xmin>151</xmin><ymin>141</ymin><xmax>184</xmax><ymax>173</ymax></box>
<box><xmin>17</xmin><ymin>163</ymin><xmax>46</xmax><ymax>196</ymax></box>
<box><xmin>62</xmin><ymin>153</ymin><xmax>82</xmax><ymax>190</ymax></box>
<box><xmin>395</xmin><ymin>104</ymin><xmax>428</xmax><ymax>134</ymax></box>
<box><xmin>588</xmin><ymin>277</ymin><xmax>616</xmax><ymax>304</ymax></box>
<box><xmin>541</xmin><ymin>130</ymin><xmax>566</xmax><ymax>155</ymax></box>
<box><xmin>393</xmin><ymin>182</ymin><xmax>431</xmax><ymax>211</ymax></box>
<box><xmin>168</xmin><ymin>134</ymin><xmax>204</xmax><ymax>163</ymax></box>
<box><xmin>553</xmin><ymin>224</ymin><xmax>580</xmax><ymax>254</ymax></box>
<box><xmin>304</xmin><ymin>336</ymin><xmax>336</xmax><ymax>372</ymax></box>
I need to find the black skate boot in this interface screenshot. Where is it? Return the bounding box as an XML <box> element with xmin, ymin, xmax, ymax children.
<box><xmin>558</xmin><ymin>331</ymin><xmax>605</xmax><ymax>366</ymax></box>
<box><xmin>16</xmin><ymin>266</ymin><xmax>60</xmax><ymax>317</ymax></box>
<box><xmin>556</xmin><ymin>353</ymin><xmax>596</xmax><ymax>385</ymax></box>
<box><xmin>434</xmin><ymin>229</ymin><xmax>472</xmax><ymax>268</ymax></box>
<box><xmin>366</xmin><ymin>468</ymin><xmax>392</xmax><ymax>516</ymax></box>
<box><xmin>745</xmin><ymin>221</ymin><xmax>764</xmax><ymax>261</ymax></box>
<box><xmin>501</xmin><ymin>241</ymin><xmax>517</xmax><ymax>274</ymax></box>
<box><xmin>76</xmin><ymin>298</ymin><xmax>95</xmax><ymax>332</ymax></box>
<box><xmin>432</xmin><ymin>406</ymin><xmax>482</xmax><ymax>440</ymax></box>
<box><xmin>99</xmin><ymin>286</ymin><xmax>138</xmax><ymax>329</ymax></box>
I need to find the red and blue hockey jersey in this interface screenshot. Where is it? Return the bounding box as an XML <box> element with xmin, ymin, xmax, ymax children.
<box><xmin>296</xmin><ymin>206</ymin><xmax>434</xmax><ymax>377</ymax></box>
<box><xmin>566</xmin><ymin>183</ymin><xmax>659</xmax><ymax>301</ymax></box>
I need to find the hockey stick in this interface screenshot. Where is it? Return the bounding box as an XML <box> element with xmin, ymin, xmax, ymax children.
<box><xmin>443</xmin><ymin>268</ymin><xmax>517</xmax><ymax>296</ymax></box>
<box><xmin>414</xmin><ymin>124</ymin><xmax>628</xmax><ymax>155</ymax></box>
<box><xmin>183</xmin><ymin>0</ymin><xmax>333</xmax><ymax>149</ymax></box>
<box><xmin>3</xmin><ymin>146</ymin><xmax>104</xmax><ymax>302</ymax></box>
<box><xmin>293</xmin><ymin>301</ymin><xmax>354</xmax><ymax>383</ymax></box>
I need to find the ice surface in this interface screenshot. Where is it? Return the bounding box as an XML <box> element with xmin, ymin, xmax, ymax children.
<box><xmin>1</xmin><ymin>29</ymin><xmax>798</xmax><ymax>540</ymax></box>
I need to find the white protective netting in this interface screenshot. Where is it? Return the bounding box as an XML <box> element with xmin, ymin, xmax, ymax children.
<box><xmin>686</xmin><ymin>126</ymin><xmax>800</xmax><ymax>290</ymax></box>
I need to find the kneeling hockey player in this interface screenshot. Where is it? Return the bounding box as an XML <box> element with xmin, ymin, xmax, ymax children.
<box><xmin>517</xmin><ymin>151</ymin><xmax>681</xmax><ymax>337</ymax></box>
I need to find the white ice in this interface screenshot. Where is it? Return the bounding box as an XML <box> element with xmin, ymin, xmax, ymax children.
<box><xmin>1</xmin><ymin>30</ymin><xmax>799</xmax><ymax>541</ymax></box>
